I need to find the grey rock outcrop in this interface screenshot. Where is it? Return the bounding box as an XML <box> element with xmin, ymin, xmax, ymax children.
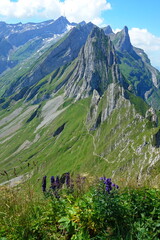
<box><xmin>112</xmin><ymin>26</ymin><xmax>140</xmax><ymax>59</ymax></box>
<box><xmin>145</xmin><ymin>107</ymin><xmax>158</xmax><ymax>126</ymax></box>
<box><xmin>115</xmin><ymin>26</ymin><xmax>132</xmax><ymax>52</ymax></box>
<box><xmin>87</xmin><ymin>89</ymin><xmax>100</xmax><ymax>125</ymax></box>
<box><xmin>101</xmin><ymin>83</ymin><xmax>125</xmax><ymax>122</ymax></box>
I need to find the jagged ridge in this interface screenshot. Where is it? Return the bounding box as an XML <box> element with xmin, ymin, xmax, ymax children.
<box><xmin>65</xmin><ymin>26</ymin><xmax>122</xmax><ymax>99</ymax></box>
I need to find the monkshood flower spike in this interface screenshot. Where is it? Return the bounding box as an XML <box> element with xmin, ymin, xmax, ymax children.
<box><xmin>56</xmin><ymin>176</ymin><xmax>60</xmax><ymax>188</ymax></box>
<box><xmin>100</xmin><ymin>177</ymin><xmax>119</xmax><ymax>194</ymax></box>
<box><xmin>42</xmin><ymin>176</ymin><xmax>47</xmax><ymax>192</ymax></box>
<box><xmin>51</xmin><ymin>176</ymin><xmax>55</xmax><ymax>184</ymax></box>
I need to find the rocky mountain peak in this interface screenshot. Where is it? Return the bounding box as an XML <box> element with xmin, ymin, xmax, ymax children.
<box><xmin>115</xmin><ymin>26</ymin><xmax>133</xmax><ymax>52</ymax></box>
<box><xmin>89</xmin><ymin>26</ymin><xmax>105</xmax><ymax>38</ymax></box>
<box><xmin>53</xmin><ymin>16</ymin><xmax>70</xmax><ymax>27</ymax></box>
<box><xmin>123</xmin><ymin>26</ymin><xmax>129</xmax><ymax>34</ymax></box>
<box><xmin>65</xmin><ymin>26</ymin><xmax>122</xmax><ymax>99</ymax></box>
<box><xmin>78</xmin><ymin>21</ymin><xmax>86</xmax><ymax>26</ymax></box>
<box><xmin>103</xmin><ymin>25</ymin><xmax>114</xmax><ymax>35</ymax></box>
<box><xmin>112</xmin><ymin>25</ymin><xmax>140</xmax><ymax>60</ymax></box>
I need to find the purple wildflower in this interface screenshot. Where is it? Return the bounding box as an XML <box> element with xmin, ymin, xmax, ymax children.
<box><xmin>51</xmin><ymin>176</ymin><xmax>55</xmax><ymax>184</ymax></box>
<box><xmin>100</xmin><ymin>177</ymin><xmax>119</xmax><ymax>194</ymax></box>
<box><xmin>56</xmin><ymin>176</ymin><xmax>60</xmax><ymax>188</ymax></box>
<box><xmin>65</xmin><ymin>172</ymin><xmax>70</xmax><ymax>187</ymax></box>
<box><xmin>50</xmin><ymin>176</ymin><xmax>56</xmax><ymax>189</ymax></box>
<box><xmin>42</xmin><ymin>176</ymin><xmax>47</xmax><ymax>192</ymax></box>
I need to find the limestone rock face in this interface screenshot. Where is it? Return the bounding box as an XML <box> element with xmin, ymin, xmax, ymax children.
<box><xmin>112</xmin><ymin>26</ymin><xmax>140</xmax><ymax>60</ymax></box>
<box><xmin>115</xmin><ymin>26</ymin><xmax>133</xmax><ymax>52</ymax></box>
<box><xmin>145</xmin><ymin>107</ymin><xmax>158</xmax><ymax>126</ymax></box>
<box><xmin>87</xmin><ymin>89</ymin><xmax>100</xmax><ymax>126</ymax></box>
<box><xmin>65</xmin><ymin>27</ymin><xmax>122</xmax><ymax>100</ymax></box>
<box><xmin>87</xmin><ymin>83</ymin><xmax>130</xmax><ymax>130</ymax></box>
<box><xmin>101</xmin><ymin>83</ymin><xmax>125</xmax><ymax>122</ymax></box>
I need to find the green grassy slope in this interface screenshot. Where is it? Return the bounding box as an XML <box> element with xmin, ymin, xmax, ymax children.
<box><xmin>0</xmin><ymin>88</ymin><xmax>159</xmax><ymax>188</ymax></box>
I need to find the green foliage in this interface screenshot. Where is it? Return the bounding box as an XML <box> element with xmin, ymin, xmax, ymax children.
<box><xmin>124</xmin><ymin>90</ymin><xmax>149</xmax><ymax>116</ymax></box>
<box><xmin>0</xmin><ymin>181</ymin><xmax>160</xmax><ymax>240</ymax></box>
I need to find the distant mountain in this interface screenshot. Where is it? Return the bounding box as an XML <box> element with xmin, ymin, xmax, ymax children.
<box><xmin>0</xmin><ymin>17</ymin><xmax>75</xmax><ymax>45</ymax></box>
<box><xmin>2</xmin><ymin>22</ymin><xmax>94</xmax><ymax>100</ymax></box>
<box><xmin>0</xmin><ymin>17</ymin><xmax>160</xmax><ymax>188</ymax></box>
<box><xmin>0</xmin><ymin>16</ymin><xmax>78</xmax><ymax>75</ymax></box>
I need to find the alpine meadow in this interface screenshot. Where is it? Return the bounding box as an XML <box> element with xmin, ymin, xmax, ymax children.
<box><xmin>0</xmin><ymin>15</ymin><xmax>160</xmax><ymax>239</ymax></box>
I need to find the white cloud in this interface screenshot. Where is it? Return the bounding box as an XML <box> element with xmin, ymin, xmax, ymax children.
<box><xmin>0</xmin><ymin>0</ymin><xmax>62</xmax><ymax>19</ymax></box>
<box><xmin>61</xmin><ymin>0</ymin><xmax>111</xmax><ymax>25</ymax></box>
<box><xmin>113</xmin><ymin>28</ymin><xmax>121</xmax><ymax>34</ymax></box>
<box><xmin>129</xmin><ymin>28</ymin><xmax>160</xmax><ymax>69</ymax></box>
<box><xmin>0</xmin><ymin>0</ymin><xmax>111</xmax><ymax>25</ymax></box>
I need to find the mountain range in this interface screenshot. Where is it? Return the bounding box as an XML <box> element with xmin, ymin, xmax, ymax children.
<box><xmin>0</xmin><ymin>16</ymin><xmax>160</xmax><ymax>188</ymax></box>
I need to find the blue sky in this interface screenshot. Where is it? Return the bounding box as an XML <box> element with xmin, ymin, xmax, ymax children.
<box><xmin>1</xmin><ymin>0</ymin><xmax>160</xmax><ymax>69</ymax></box>
<box><xmin>102</xmin><ymin>0</ymin><xmax>160</xmax><ymax>36</ymax></box>
<box><xmin>7</xmin><ymin>0</ymin><xmax>160</xmax><ymax>36</ymax></box>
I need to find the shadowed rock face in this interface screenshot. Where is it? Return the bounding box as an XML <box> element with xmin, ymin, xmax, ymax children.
<box><xmin>153</xmin><ymin>129</ymin><xmax>160</xmax><ymax>148</ymax></box>
<box><xmin>108</xmin><ymin>26</ymin><xmax>160</xmax><ymax>107</ymax></box>
<box><xmin>115</xmin><ymin>26</ymin><xmax>133</xmax><ymax>52</ymax></box>
<box><xmin>112</xmin><ymin>26</ymin><xmax>140</xmax><ymax>60</ymax></box>
<box><xmin>103</xmin><ymin>25</ymin><xmax>114</xmax><ymax>35</ymax></box>
<box><xmin>65</xmin><ymin>27</ymin><xmax>122</xmax><ymax>100</ymax></box>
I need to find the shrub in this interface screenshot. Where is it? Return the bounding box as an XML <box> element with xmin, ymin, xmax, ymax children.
<box><xmin>0</xmin><ymin>177</ymin><xmax>159</xmax><ymax>239</ymax></box>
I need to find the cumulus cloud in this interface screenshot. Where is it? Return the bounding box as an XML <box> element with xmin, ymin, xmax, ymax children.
<box><xmin>129</xmin><ymin>28</ymin><xmax>160</xmax><ymax>69</ymax></box>
<box><xmin>0</xmin><ymin>0</ymin><xmax>62</xmax><ymax>19</ymax></box>
<box><xmin>0</xmin><ymin>0</ymin><xmax>111</xmax><ymax>25</ymax></box>
<box><xmin>61</xmin><ymin>0</ymin><xmax>111</xmax><ymax>25</ymax></box>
